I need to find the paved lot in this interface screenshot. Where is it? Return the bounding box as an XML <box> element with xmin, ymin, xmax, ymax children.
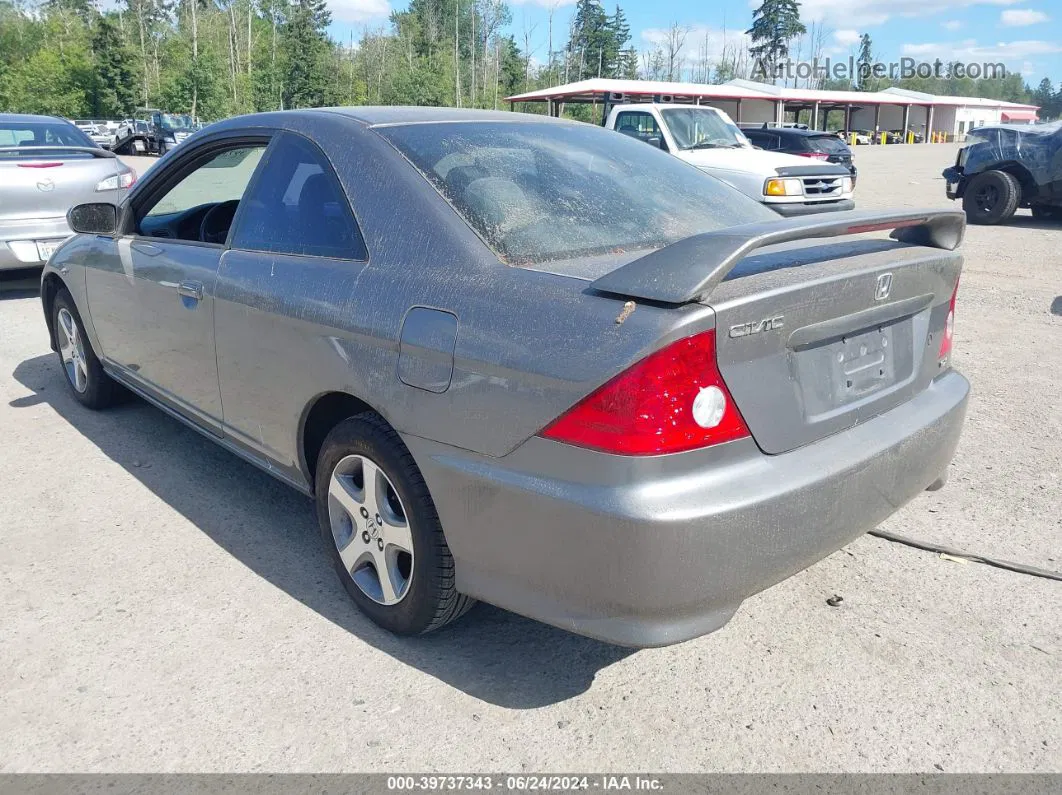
<box><xmin>0</xmin><ymin>143</ymin><xmax>1059</xmax><ymax>772</ymax></box>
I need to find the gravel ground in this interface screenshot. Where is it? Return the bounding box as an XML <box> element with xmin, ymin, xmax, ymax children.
<box><xmin>0</xmin><ymin>142</ymin><xmax>1059</xmax><ymax>773</ymax></box>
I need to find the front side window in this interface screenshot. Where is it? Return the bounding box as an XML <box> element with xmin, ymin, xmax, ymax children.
<box><xmin>229</xmin><ymin>133</ymin><xmax>367</xmax><ymax>260</ymax></box>
<box><xmin>382</xmin><ymin>121</ymin><xmax>775</xmax><ymax>265</ymax></box>
<box><xmin>138</xmin><ymin>144</ymin><xmax>267</xmax><ymax>242</ymax></box>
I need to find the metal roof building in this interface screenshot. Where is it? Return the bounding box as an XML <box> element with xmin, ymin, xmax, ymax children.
<box><xmin>505</xmin><ymin>78</ymin><xmax>1041</xmax><ymax>141</ymax></box>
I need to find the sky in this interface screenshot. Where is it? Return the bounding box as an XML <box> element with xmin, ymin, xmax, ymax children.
<box><xmin>324</xmin><ymin>0</ymin><xmax>1062</xmax><ymax>87</ymax></box>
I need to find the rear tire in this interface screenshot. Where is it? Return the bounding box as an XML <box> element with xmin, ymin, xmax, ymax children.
<box><xmin>52</xmin><ymin>288</ymin><xmax>120</xmax><ymax>409</ymax></box>
<box><xmin>314</xmin><ymin>412</ymin><xmax>475</xmax><ymax>636</ymax></box>
<box><xmin>963</xmin><ymin>170</ymin><xmax>1020</xmax><ymax>225</ymax></box>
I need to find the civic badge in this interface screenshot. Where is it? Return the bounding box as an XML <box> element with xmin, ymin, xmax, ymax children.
<box><xmin>875</xmin><ymin>272</ymin><xmax>893</xmax><ymax>301</ymax></box>
<box><xmin>37</xmin><ymin>178</ymin><xmax>55</xmax><ymax>192</ymax></box>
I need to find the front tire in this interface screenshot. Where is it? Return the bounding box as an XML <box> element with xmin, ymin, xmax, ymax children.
<box><xmin>315</xmin><ymin>413</ymin><xmax>475</xmax><ymax>636</ymax></box>
<box><xmin>52</xmin><ymin>289</ymin><xmax>120</xmax><ymax>409</ymax></box>
<box><xmin>963</xmin><ymin>170</ymin><xmax>1020</xmax><ymax>225</ymax></box>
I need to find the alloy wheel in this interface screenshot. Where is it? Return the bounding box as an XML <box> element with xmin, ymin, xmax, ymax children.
<box><xmin>56</xmin><ymin>308</ymin><xmax>88</xmax><ymax>393</ymax></box>
<box><xmin>327</xmin><ymin>454</ymin><xmax>414</xmax><ymax>605</ymax></box>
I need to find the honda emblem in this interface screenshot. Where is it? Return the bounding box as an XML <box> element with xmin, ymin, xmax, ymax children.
<box><xmin>875</xmin><ymin>273</ymin><xmax>893</xmax><ymax>301</ymax></box>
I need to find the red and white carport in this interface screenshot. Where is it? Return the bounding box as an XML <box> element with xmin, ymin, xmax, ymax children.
<box><xmin>504</xmin><ymin>78</ymin><xmax>1040</xmax><ymax>142</ymax></box>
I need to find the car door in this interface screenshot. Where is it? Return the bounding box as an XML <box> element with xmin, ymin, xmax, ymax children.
<box><xmin>84</xmin><ymin>135</ymin><xmax>270</xmax><ymax>434</ymax></box>
<box><xmin>213</xmin><ymin>132</ymin><xmax>370</xmax><ymax>482</ymax></box>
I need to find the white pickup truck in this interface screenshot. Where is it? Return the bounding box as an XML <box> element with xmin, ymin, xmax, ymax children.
<box><xmin>605</xmin><ymin>103</ymin><xmax>855</xmax><ymax>216</ymax></box>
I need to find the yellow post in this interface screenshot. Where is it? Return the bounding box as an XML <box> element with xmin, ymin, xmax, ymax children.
<box><xmin>907</xmin><ymin>130</ymin><xmax>914</xmax><ymax>144</ymax></box>
<box><xmin>880</xmin><ymin>131</ymin><xmax>887</xmax><ymax>145</ymax></box>
<box><xmin>850</xmin><ymin>132</ymin><xmax>857</xmax><ymax>146</ymax></box>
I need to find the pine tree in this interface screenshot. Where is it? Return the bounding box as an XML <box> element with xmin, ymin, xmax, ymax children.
<box><xmin>605</xmin><ymin>6</ymin><xmax>629</xmax><ymax>78</ymax></box>
<box><xmin>856</xmin><ymin>33</ymin><xmax>872</xmax><ymax>90</ymax></box>
<box><xmin>747</xmin><ymin>0</ymin><xmax>806</xmax><ymax>82</ymax></box>
<box><xmin>281</xmin><ymin>0</ymin><xmax>333</xmax><ymax>108</ymax></box>
<box><xmin>90</xmin><ymin>15</ymin><xmax>137</xmax><ymax>117</ymax></box>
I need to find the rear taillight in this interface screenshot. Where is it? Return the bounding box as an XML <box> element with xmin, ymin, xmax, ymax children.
<box><xmin>17</xmin><ymin>162</ymin><xmax>63</xmax><ymax>168</ymax></box>
<box><xmin>798</xmin><ymin>151</ymin><xmax>830</xmax><ymax>160</ymax></box>
<box><xmin>540</xmin><ymin>330</ymin><xmax>750</xmax><ymax>455</ymax></box>
<box><xmin>939</xmin><ymin>278</ymin><xmax>959</xmax><ymax>364</ymax></box>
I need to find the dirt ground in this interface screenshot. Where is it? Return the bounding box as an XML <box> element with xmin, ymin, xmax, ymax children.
<box><xmin>0</xmin><ymin>142</ymin><xmax>1059</xmax><ymax>773</ymax></box>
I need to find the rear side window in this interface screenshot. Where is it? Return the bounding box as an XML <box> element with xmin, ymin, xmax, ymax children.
<box><xmin>230</xmin><ymin>133</ymin><xmax>367</xmax><ymax>261</ymax></box>
<box><xmin>382</xmin><ymin>121</ymin><xmax>774</xmax><ymax>265</ymax></box>
<box><xmin>808</xmin><ymin>135</ymin><xmax>850</xmax><ymax>154</ymax></box>
<box><xmin>614</xmin><ymin>112</ymin><xmax>665</xmax><ymax>147</ymax></box>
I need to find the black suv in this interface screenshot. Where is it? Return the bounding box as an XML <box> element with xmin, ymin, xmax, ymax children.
<box><xmin>742</xmin><ymin>126</ymin><xmax>858</xmax><ymax>185</ymax></box>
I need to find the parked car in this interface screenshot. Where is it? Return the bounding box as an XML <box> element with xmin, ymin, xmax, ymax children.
<box><xmin>844</xmin><ymin>130</ymin><xmax>872</xmax><ymax>145</ymax></box>
<box><xmin>72</xmin><ymin>120</ymin><xmax>114</xmax><ymax>149</ymax></box>
<box><xmin>741</xmin><ymin>126</ymin><xmax>858</xmax><ymax>186</ymax></box>
<box><xmin>888</xmin><ymin>129</ymin><xmax>924</xmax><ymax>144</ymax></box>
<box><xmin>943</xmin><ymin>120</ymin><xmax>1062</xmax><ymax>224</ymax></box>
<box><xmin>43</xmin><ymin>107</ymin><xmax>968</xmax><ymax>647</ymax></box>
<box><xmin>0</xmin><ymin>113</ymin><xmax>135</xmax><ymax>271</ymax></box>
<box><xmin>608</xmin><ymin>104</ymin><xmax>855</xmax><ymax>216</ymax></box>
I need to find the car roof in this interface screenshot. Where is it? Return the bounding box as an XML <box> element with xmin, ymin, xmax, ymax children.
<box><xmin>0</xmin><ymin>113</ymin><xmax>70</xmax><ymax>124</ymax></box>
<box><xmin>745</xmin><ymin>126</ymin><xmax>836</xmax><ymax>138</ymax></box>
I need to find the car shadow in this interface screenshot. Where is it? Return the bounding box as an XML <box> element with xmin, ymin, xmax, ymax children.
<box><xmin>9</xmin><ymin>353</ymin><xmax>633</xmax><ymax>709</ymax></box>
<box><xmin>0</xmin><ymin>268</ymin><xmax>42</xmax><ymax>300</ymax></box>
<box><xmin>1004</xmin><ymin>215</ymin><xmax>1062</xmax><ymax>232</ymax></box>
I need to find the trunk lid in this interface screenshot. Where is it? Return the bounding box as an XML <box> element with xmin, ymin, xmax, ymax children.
<box><xmin>588</xmin><ymin>210</ymin><xmax>965</xmax><ymax>455</ymax></box>
<box><xmin>707</xmin><ymin>240</ymin><xmax>959</xmax><ymax>453</ymax></box>
<box><xmin>0</xmin><ymin>152</ymin><xmax>123</xmax><ymax>221</ymax></box>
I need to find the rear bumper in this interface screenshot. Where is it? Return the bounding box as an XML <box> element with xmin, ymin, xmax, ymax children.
<box><xmin>407</xmin><ymin>370</ymin><xmax>970</xmax><ymax>647</ymax></box>
<box><xmin>770</xmin><ymin>198</ymin><xmax>856</xmax><ymax>217</ymax></box>
<box><xmin>0</xmin><ymin>217</ymin><xmax>70</xmax><ymax>270</ymax></box>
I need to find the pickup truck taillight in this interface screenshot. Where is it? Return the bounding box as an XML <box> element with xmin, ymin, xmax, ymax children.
<box><xmin>939</xmin><ymin>278</ymin><xmax>959</xmax><ymax>363</ymax></box>
<box><xmin>540</xmin><ymin>330</ymin><xmax>750</xmax><ymax>455</ymax></box>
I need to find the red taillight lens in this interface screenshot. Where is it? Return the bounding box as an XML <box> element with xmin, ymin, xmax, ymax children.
<box><xmin>17</xmin><ymin>162</ymin><xmax>63</xmax><ymax>168</ymax></box>
<box><xmin>540</xmin><ymin>330</ymin><xmax>750</xmax><ymax>455</ymax></box>
<box><xmin>939</xmin><ymin>277</ymin><xmax>959</xmax><ymax>362</ymax></box>
<box><xmin>798</xmin><ymin>151</ymin><xmax>830</xmax><ymax>160</ymax></box>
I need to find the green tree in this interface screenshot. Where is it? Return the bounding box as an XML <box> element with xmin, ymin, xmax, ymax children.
<box><xmin>280</xmin><ymin>0</ymin><xmax>333</xmax><ymax>108</ymax></box>
<box><xmin>747</xmin><ymin>0</ymin><xmax>806</xmax><ymax>82</ymax></box>
<box><xmin>90</xmin><ymin>15</ymin><xmax>138</xmax><ymax>117</ymax></box>
<box><xmin>856</xmin><ymin>33</ymin><xmax>872</xmax><ymax>90</ymax></box>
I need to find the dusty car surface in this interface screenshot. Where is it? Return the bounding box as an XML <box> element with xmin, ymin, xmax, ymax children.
<box><xmin>42</xmin><ymin>107</ymin><xmax>969</xmax><ymax>647</ymax></box>
<box><xmin>944</xmin><ymin>120</ymin><xmax>1062</xmax><ymax>224</ymax></box>
<box><xmin>0</xmin><ymin>113</ymin><xmax>135</xmax><ymax>270</ymax></box>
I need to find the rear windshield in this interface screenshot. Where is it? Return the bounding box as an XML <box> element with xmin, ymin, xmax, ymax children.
<box><xmin>807</xmin><ymin>135</ymin><xmax>850</xmax><ymax>154</ymax></box>
<box><xmin>0</xmin><ymin>121</ymin><xmax>94</xmax><ymax>159</ymax></box>
<box><xmin>381</xmin><ymin>120</ymin><xmax>773</xmax><ymax>264</ymax></box>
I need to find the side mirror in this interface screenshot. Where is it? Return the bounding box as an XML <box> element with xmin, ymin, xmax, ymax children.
<box><xmin>646</xmin><ymin>136</ymin><xmax>665</xmax><ymax>150</ymax></box>
<box><xmin>68</xmin><ymin>203</ymin><xmax>118</xmax><ymax>235</ymax></box>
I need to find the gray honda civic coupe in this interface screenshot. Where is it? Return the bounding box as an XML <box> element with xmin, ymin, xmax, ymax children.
<box><xmin>1</xmin><ymin>113</ymin><xmax>135</xmax><ymax>271</ymax></box>
<box><xmin>41</xmin><ymin>107</ymin><xmax>969</xmax><ymax>647</ymax></box>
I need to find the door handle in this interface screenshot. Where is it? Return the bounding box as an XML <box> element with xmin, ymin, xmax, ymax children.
<box><xmin>177</xmin><ymin>281</ymin><xmax>204</xmax><ymax>301</ymax></box>
<box><xmin>131</xmin><ymin>241</ymin><xmax>162</xmax><ymax>256</ymax></box>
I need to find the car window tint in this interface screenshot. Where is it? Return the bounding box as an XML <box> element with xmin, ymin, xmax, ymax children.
<box><xmin>0</xmin><ymin>122</ymin><xmax>94</xmax><ymax>157</ymax></box>
<box><xmin>230</xmin><ymin>133</ymin><xmax>367</xmax><ymax>261</ymax></box>
<box><xmin>808</xmin><ymin>135</ymin><xmax>849</xmax><ymax>154</ymax></box>
<box><xmin>383</xmin><ymin>121</ymin><xmax>775</xmax><ymax>265</ymax></box>
<box><xmin>143</xmin><ymin>145</ymin><xmax>266</xmax><ymax>220</ymax></box>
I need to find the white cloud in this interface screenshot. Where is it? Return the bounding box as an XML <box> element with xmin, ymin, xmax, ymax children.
<box><xmin>834</xmin><ymin>29</ymin><xmax>862</xmax><ymax>46</ymax></box>
<box><xmin>779</xmin><ymin>0</ymin><xmax>1023</xmax><ymax>29</ymax></box>
<box><xmin>901</xmin><ymin>38</ymin><xmax>1062</xmax><ymax>62</ymax></box>
<box><xmin>1000</xmin><ymin>9</ymin><xmax>1050</xmax><ymax>26</ymax></box>
<box><xmin>327</xmin><ymin>0</ymin><xmax>391</xmax><ymax>23</ymax></box>
<box><xmin>942</xmin><ymin>20</ymin><xmax>963</xmax><ymax>30</ymax></box>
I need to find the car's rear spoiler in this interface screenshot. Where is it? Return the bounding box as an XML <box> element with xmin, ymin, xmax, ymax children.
<box><xmin>590</xmin><ymin>209</ymin><xmax>966</xmax><ymax>304</ymax></box>
<box><xmin>0</xmin><ymin>145</ymin><xmax>117</xmax><ymax>158</ymax></box>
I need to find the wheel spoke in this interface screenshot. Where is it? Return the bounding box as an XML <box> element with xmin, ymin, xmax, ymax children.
<box><xmin>362</xmin><ymin>458</ymin><xmax>384</xmax><ymax>522</ymax></box>
<box><xmin>329</xmin><ymin>469</ymin><xmax>364</xmax><ymax>522</ymax></box>
<box><xmin>384</xmin><ymin>518</ymin><xmax>413</xmax><ymax>556</ymax></box>
<box><xmin>373</xmin><ymin>547</ymin><xmax>400</xmax><ymax>603</ymax></box>
<box><xmin>74</xmin><ymin>359</ymin><xmax>88</xmax><ymax>392</ymax></box>
<box><xmin>338</xmin><ymin>537</ymin><xmax>371</xmax><ymax>576</ymax></box>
